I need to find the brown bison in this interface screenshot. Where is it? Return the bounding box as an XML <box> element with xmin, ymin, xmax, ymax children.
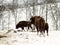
<box><xmin>16</xmin><ymin>21</ymin><xmax>32</xmax><ymax>31</ymax></box>
<box><xmin>30</xmin><ymin>16</ymin><xmax>49</xmax><ymax>36</ymax></box>
<box><xmin>30</xmin><ymin>16</ymin><xmax>41</xmax><ymax>32</ymax></box>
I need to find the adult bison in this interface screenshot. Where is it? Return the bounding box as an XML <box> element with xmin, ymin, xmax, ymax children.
<box><xmin>30</xmin><ymin>16</ymin><xmax>45</xmax><ymax>34</ymax></box>
<box><xmin>30</xmin><ymin>16</ymin><xmax>40</xmax><ymax>30</ymax></box>
<box><xmin>30</xmin><ymin>16</ymin><xmax>49</xmax><ymax>36</ymax></box>
<box><xmin>16</xmin><ymin>21</ymin><xmax>32</xmax><ymax>31</ymax></box>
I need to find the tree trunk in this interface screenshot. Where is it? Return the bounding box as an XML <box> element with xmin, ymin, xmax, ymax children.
<box><xmin>2</xmin><ymin>15</ymin><xmax>4</xmax><ymax>30</ymax></box>
<box><xmin>8</xmin><ymin>11</ymin><xmax>10</xmax><ymax>29</ymax></box>
<box><xmin>46</xmin><ymin>4</ymin><xmax>48</xmax><ymax>22</ymax></box>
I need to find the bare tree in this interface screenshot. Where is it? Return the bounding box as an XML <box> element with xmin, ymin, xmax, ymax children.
<box><xmin>46</xmin><ymin>4</ymin><xmax>48</xmax><ymax>22</ymax></box>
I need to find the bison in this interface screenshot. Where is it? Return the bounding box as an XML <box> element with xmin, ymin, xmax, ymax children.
<box><xmin>16</xmin><ymin>21</ymin><xmax>32</xmax><ymax>31</ymax></box>
<box><xmin>30</xmin><ymin>16</ymin><xmax>49</xmax><ymax>36</ymax></box>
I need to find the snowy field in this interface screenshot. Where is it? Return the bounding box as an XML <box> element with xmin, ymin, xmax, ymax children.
<box><xmin>0</xmin><ymin>29</ymin><xmax>60</xmax><ymax>45</ymax></box>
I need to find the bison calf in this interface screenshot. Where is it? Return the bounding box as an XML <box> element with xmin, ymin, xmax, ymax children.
<box><xmin>16</xmin><ymin>21</ymin><xmax>32</xmax><ymax>31</ymax></box>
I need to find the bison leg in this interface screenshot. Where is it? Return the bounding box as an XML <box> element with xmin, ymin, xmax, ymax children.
<box><xmin>37</xmin><ymin>29</ymin><xmax>39</xmax><ymax>35</ymax></box>
<box><xmin>28</xmin><ymin>26</ymin><xmax>29</xmax><ymax>29</ymax></box>
<box><xmin>40</xmin><ymin>30</ymin><xmax>42</xmax><ymax>36</ymax></box>
<box><xmin>43</xmin><ymin>30</ymin><xmax>45</xmax><ymax>35</ymax></box>
<box><xmin>42</xmin><ymin>31</ymin><xmax>45</xmax><ymax>37</ymax></box>
<box><xmin>30</xmin><ymin>25</ymin><xmax>32</xmax><ymax>30</ymax></box>
<box><xmin>36</xmin><ymin>27</ymin><xmax>39</xmax><ymax>35</ymax></box>
<box><xmin>46</xmin><ymin>29</ymin><xmax>48</xmax><ymax>36</ymax></box>
<box><xmin>27</xmin><ymin>25</ymin><xmax>31</xmax><ymax>31</ymax></box>
<box><xmin>33</xmin><ymin>25</ymin><xmax>35</xmax><ymax>30</ymax></box>
<box><xmin>39</xmin><ymin>30</ymin><xmax>45</xmax><ymax>37</ymax></box>
<box><xmin>22</xmin><ymin>27</ymin><xmax>25</xmax><ymax>31</ymax></box>
<box><xmin>27</xmin><ymin>27</ymin><xmax>29</xmax><ymax>31</ymax></box>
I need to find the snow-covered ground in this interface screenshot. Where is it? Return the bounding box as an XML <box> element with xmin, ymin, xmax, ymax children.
<box><xmin>0</xmin><ymin>29</ymin><xmax>60</xmax><ymax>45</ymax></box>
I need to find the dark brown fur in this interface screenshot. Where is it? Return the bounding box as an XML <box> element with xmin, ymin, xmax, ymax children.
<box><xmin>30</xmin><ymin>16</ymin><xmax>49</xmax><ymax>36</ymax></box>
<box><xmin>16</xmin><ymin>21</ymin><xmax>32</xmax><ymax>31</ymax></box>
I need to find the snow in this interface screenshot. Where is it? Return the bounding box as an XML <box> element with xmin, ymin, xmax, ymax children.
<box><xmin>0</xmin><ymin>29</ymin><xmax>60</xmax><ymax>45</ymax></box>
